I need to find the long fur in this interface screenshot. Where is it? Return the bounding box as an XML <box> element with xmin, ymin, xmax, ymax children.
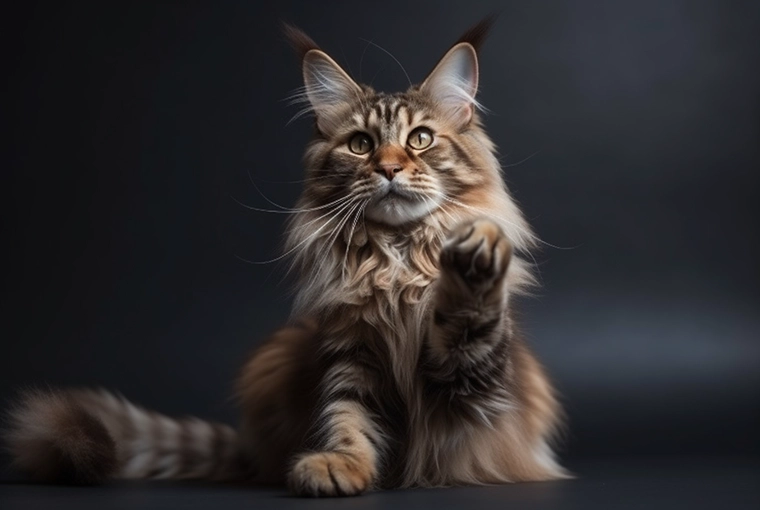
<box><xmin>4</xmin><ymin>388</ymin><xmax>242</xmax><ymax>484</ymax></box>
<box><xmin>4</xmin><ymin>18</ymin><xmax>567</xmax><ymax>495</ymax></box>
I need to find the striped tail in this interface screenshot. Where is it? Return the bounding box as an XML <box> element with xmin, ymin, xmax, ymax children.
<box><xmin>4</xmin><ymin>388</ymin><xmax>246</xmax><ymax>484</ymax></box>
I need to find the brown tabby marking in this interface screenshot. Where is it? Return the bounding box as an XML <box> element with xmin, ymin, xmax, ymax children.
<box><xmin>3</xmin><ymin>18</ymin><xmax>568</xmax><ymax>497</ymax></box>
<box><xmin>6</xmin><ymin>390</ymin><xmax>117</xmax><ymax>484</ymax></box>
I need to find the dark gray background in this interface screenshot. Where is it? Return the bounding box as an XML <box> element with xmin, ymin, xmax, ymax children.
<box><xmin>2</xmin><ymin>0</ymin><xmax>759</xmax><ymax>479</ymax></box>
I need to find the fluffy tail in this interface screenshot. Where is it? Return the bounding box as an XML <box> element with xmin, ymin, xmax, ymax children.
<box><xmin>4</xmin><ymin>388</ymin><xmax>245</xmax><ymax>484</ymax></box>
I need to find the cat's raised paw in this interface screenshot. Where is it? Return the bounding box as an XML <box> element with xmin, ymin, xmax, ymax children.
<box><xmin>441</xmin><ymin>219</ymin><xmax>512</xmax><ymax>291</ymax></box>
<box><xmin>289</xmin><ymin>451</ymin><xmax>373</xmax><ymax>497</ymax></box>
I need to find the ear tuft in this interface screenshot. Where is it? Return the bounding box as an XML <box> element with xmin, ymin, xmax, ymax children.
<box><xmin>420</xmin><ymin>17</ymin><xmax>498</xmax><ymax>128</ymax></box>
<box><xmin>301</xmin><ymin>50</ymin><xmax>362</xmax><ymax>134</ymax></box>
<box><xmin>421</xmin><ymin>43</ymin><xmax>480</xmax><ymax>128</ymax></box>
<box><xmin>282</xmin><ymin>24</ymin><xmax>361</xmax><ymax>134</ymax></box>
<box><xmin>281</xmin><ymin>22</ymin><xmax>320</xmax><ymax>59</ymax></box>
<box><xmin>455</xmin><ymin>14</ymin><xmax>498</xmax><ymax>53</ymax></box>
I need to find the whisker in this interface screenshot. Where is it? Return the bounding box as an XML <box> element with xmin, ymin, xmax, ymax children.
<box><xmin>439</xmin><ymin>195</ymin><xmax>575</xmax><ymax>251</ymax></box>
<box><xmin>285</xmin><ymin>202</ymin><xmax>348</xmax><ymax>235</ymax></box>
<box><xmin>247</xmin><ymin>170</ymin><xmax>352</xmax><ymax>209</ymax></box>
<box><xmin>282</xmin><ymin>201</ymin><xmax>359</xmax><ymax>280</ymax></box>
<box><xmin>358</xmin><ymin>39</ymin><xmax>372</xmax><ymax>82</ymax></box>
<box><xmin>433</xmin><ymin>197</ymin><xmax>461</xmax><ymax>227</ymax></box>
<box><xmin>240</xmin><ymin>198</ymin><xmax>360</xmax><ymax>265</ymax></box>
<box><xmin>285</xmin><ymin>188</ymin><xmax>373</xmax><ymax>235</ymax></box>
<box><xmin>231</xmin><ymin>191</ymin><xmax>353</xmax><ymax>215</ymax></box>
<box><xmin>438</xmin><ymin>195</ymin><xmax>546</xmax><ymax>283</ymax></box>
<box><xmin>341</xmin><ymin>199</ymin><xmax>369</xmax><ymax>278</ymax></box>
<box><xmin>358</xmin><ymin>38</ymin><xmax>412</xmax><ymax>87</ymax></box>
<box><xmin>340</xmin><ymin>48</ymin><xmax>355</xmax><ymax>78</ymax></box>
<box><xmin>440</xmin><ymin>194</ymin><xmax>531</xmax><ymax>241</ymax></box>
<box><xmin>247</xmin><ymin>173</ymin><xmax>343</xmax><ymax>185</ymax></box>
<box><xmin>305</xmin><ymin>199</ymin><xmax>363</xmax><ymax>287</ymax></box>
<box><xmin>419</xmin><ymin>194</ymin><xmax>444</xmax><ymax>227</ymax></box>
<box><xmin>504</xmin><ymin>151</ymin><xmax>541</xmax><ymax>168</ymax></box>
<box><xmin>247</xmin><ymin>176</ymin><xmax>310</xmax><ymax>185</ymax></box>
<box><xmin>246</xmin><ymin>170</ymin><xmax>301</xmax><ymax>211</ymax></box>
<box><xmin>288</xmin><ymin>196</ymin><xmax>362</xmax><ymax>236</ymax></box>
<box><xmin>369</xmin><ymin>64</ymin><xmax>388</xmax><ymax>87</ymax></box>
<box><xmin>286</xmin><ymin>106</ymin><xmax>314</xmax><ymax>126</ymax></box>
<box><xmin>325</xmin><ymin>201</ymin><xmax>362</xmax><ymax>257</ymax></box>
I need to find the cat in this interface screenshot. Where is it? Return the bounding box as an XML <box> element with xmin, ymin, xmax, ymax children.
<box><xmin>4</xmin><ymin>18</ymin><xmax>568</xmax><ymax>496</ymax></box>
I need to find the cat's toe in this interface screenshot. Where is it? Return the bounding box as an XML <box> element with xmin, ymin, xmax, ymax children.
<box><xmin>289</xmin><ymin>452</ymin><xmax>373</xmax><ymax>497</ymax></box>
<box><xmin>442</xmin><ymin>219</ymin><xmax>512</xmax><ymax>289</ymax></box>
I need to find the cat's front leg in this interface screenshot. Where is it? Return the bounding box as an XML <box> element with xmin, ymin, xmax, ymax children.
<box><xmin>288</xmin><ymin>343</ymin><xmax>387</xmax><ymax>497</ymax></box>
<box><xmin>422</xmin><ymin>219</ymin><xmax>514</xmax><ymax>422</ymax></box>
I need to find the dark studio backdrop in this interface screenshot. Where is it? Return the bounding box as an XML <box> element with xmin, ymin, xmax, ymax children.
<box><xmin>1</xmin><ymin>0</ymin><xmax>759</xmax><ymax>479</ymax></box>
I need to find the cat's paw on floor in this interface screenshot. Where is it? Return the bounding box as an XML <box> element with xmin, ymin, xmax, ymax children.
<box><xmin>441</xmin><ymin>219</ymin><xmax>512</xmax><ymax>292</ymax></box>
<box><xmin>288</xmin><ymin>451</ymin><xmax>374</xmax><ymax>497</ymax></box>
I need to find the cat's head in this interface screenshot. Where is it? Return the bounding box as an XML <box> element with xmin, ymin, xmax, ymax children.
<box><xmin>285</xmin><ymin>19</ymin><xmax>513</xmax><ymax>229</ymax></box>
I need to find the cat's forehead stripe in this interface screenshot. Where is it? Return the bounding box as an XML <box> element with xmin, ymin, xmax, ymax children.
<box><xmin>391</xmin><ymin>100</ymin><xmax>403</xmax><ymax>122</ymax></box>
<box><xmin>358</xmin><ymin>95</ymin><xmax>419</xmax><ymax>136</ymax></box>
<box><xmin>372</xmin><ymin>102</ymin><xmax>384</xmax><ymax>125</ymax></box>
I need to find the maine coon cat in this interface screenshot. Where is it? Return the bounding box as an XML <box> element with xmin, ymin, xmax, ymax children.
<box><xmin>5</xmin><ymin>19</ymin><xmax>568</xmax><ymax>496</ymax></box>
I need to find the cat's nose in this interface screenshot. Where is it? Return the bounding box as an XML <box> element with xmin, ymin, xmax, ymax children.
<box><xmin>376</xmin><ymin>163</ymin><xmax>403</xmax><ymax>181</ymax></box>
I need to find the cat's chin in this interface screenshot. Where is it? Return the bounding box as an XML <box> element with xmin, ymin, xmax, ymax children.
<box><xmin>364</xmin><ymin>193</ymin><xmax>441</xmax><ymax>226</ymax></box>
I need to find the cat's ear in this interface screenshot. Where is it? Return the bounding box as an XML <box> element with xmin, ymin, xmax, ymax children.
<box><xmin>420</xmin><ymin>43</ymin><xmax>479</xmax><ymax>127</ymax></box>
<box><xmin>420</xmin><ymin>17</ymin><xmax>495</xmax><ymax>128</ymax></box>
<box><xmin>283</xmin><ymin>23</ymin><xmax>361</xmax><ymax>135</ymax></box>
<box><xmin>302</xmin><ymin>51</ymin><xmax>362</xmax><ymax>133</ymax></box>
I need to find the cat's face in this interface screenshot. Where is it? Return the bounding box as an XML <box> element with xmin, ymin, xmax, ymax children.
<box><xmin>324</xmin><ymin>93</ymin><xmax>450</xmax><ymax>226</ymax></box>
<box><xmin>290</xmin><ymin>26</ymin><xmax>500</xmax><ymax>228</ymax></box>
<box><xmin>307</xmin><ymin>90</ymin><xmax>481</xmax><ymax>226</ymax></box>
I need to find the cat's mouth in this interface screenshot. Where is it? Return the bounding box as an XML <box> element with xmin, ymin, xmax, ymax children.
<box><xmin>365</xmin><ymin>182</ymin><xmax>439</xmax><ymax>226</ymax></box>
<box><xmin>376</xmin><ymin>181</ymin><xmax>417</xmax><ymax>201</ymax></box>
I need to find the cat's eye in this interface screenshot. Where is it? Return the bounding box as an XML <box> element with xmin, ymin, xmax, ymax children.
<box><xmin>407</xmin><ymin>127</ymin><xmax>433</xmax><ymax>150</ymax></box>
<box><xmin>349</xmin><ymin>133</ymin><xmax>373</xmax><ymax>155</ymax></box>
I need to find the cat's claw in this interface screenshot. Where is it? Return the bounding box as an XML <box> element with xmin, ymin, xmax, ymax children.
<box><xmin>441</xmin><ymin>219</ymin><xmax>512</xmax><ymax>292</ymax></box>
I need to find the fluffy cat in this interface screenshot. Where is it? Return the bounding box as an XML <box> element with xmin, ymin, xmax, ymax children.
<box><xmin>4</xmin><ymin>19</ymin><xmax>568</xmax><ymax>496</ymax></box>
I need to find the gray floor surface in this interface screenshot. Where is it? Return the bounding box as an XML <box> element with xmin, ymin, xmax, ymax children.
<box><xmin>1</xmin><ymin>457</ymin><xmax>758</xmax><ymax>510</ymax></box>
